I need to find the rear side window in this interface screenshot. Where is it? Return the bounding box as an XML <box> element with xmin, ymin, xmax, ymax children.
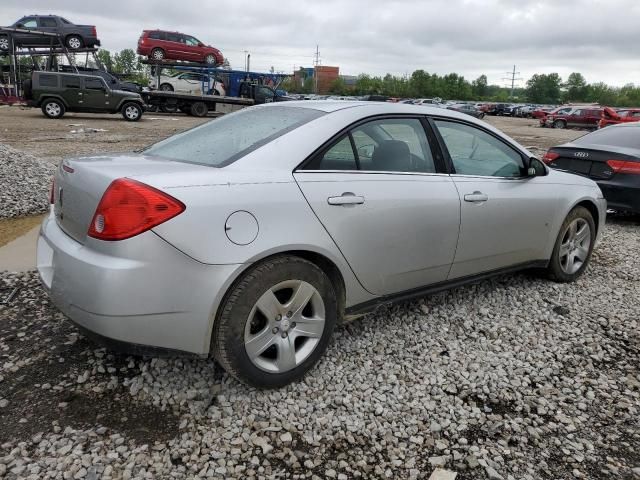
<box><xmin>39</xmin><ymin>74</ymin><xmax>58</xmax><ymax>87</ymax></box>
<box><xmin>145</xmin><ymin>106</ymin><xmax>325</xmax><ymax>167</ymax></box>
<box><xmin>166</xmin><ymin>32</ymin><xmax>181</xmax><ymax>43</ymax></box>
<box><xmin>39</xmin><ymin>18</ymin><xmax>57</xmax><ymax>28</ymax></box>
<box><xmin>63</xmin><ymin>76</ymin><xmax>81</xmax><ymax>89</ymax></box>
<box><xmin>574</xmin><ymin>127</ymin><xmax>640</xmax><ymax>149</ymax></box>
<box><xmin>314</xmin><ymin>136</ymin><xmax>358</xmax><ymax>170</ymax></box>
<box><xmin>149</xmin><ymin>31</ymin><xmax>164</xmax><ymax>40</ymax></box>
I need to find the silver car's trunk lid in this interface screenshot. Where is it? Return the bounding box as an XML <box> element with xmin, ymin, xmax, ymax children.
<box><xmin>52</xmin><ymin>153</ymin><xmax>213</xmax><ymax>244</ymax></box>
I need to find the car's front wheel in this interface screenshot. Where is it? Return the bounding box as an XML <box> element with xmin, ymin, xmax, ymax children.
<box><xmin>547</xmin><ymin>206</ymin><xmax>596</xmax><ymax>282</ymax></box>
<box><xmin>204</xmin><ymin>54</ymin><xmax>217</xmax><ymax>65</ymax></box>
<box><xmin>213</xmin><ymin>255</ymin><xmax>338</xmax><ymax>388</ymax></box>
<box><xmin>41</xmin><ymin>99</ymin><xmax>65</xmax><ymax>119</ymax></box>
<box><xmin>121</xmin><ymin>102</ymin><xmax>143</xmax><ymax>122</ymax></box>
<box><xmin>66</xmin><ymin>35</ymin><xmax>83</xmax><ymax>50</ymax></box>
<box><xmin>159</xmin><ymin>83</ymin><xmax>174</xmax><ymax>91</ymax></box>
<box><xmin>553</xmin><ymin>119</ymin><xmax>566</xmax><ymax>129</ymax></box>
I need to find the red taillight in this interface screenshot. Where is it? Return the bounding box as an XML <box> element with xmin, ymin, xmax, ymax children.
<box><xmin>88</xmin><ymin>179</ymin><xmax>185</xmax><ymax>241</ymax></box>
<box><xmin>606</xmin><ymin>160</ymin><xmax>640</xmax><ymax>175</ymax></box>
<box><xmin>92</xmin><ymin>26</ymin><xmax>97</xmax><ymax>37</ymax></box>
<box><xmin>50</xmin><ymin>179</ymin><xmax>55</xmax><ymax>204</ymax></box>
<box><xmin>542</xmin><ymin>151</ymin><xmax>560</xmax><ymax>164</ymax></box>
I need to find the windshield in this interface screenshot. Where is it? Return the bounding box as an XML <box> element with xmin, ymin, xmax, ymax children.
<box><xmin>574</xmin><ymin>126</ymin><xmax>640</xmax><ymax>149</ymax></box>
<box><xmin>144</xmin><ymin>106</ymin><xmax>324</xmax><ymax>167</ymax></box>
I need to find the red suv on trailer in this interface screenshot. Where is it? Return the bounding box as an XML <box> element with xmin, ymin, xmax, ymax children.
<box><xmin>137</xmin><ymin>30</ymin><xmax>224</xmax><ymax>65</ymax></box>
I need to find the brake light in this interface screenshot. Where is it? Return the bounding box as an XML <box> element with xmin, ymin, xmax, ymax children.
<box><xmin>50</xmin><ymin>178</ymin><xmax>55</xmax><ymax>204</ymax></box>
<box><xmin>91</xmin><ymin>26</ymin><xmax>97</xmax><ymax>37</ymax></box>
<box><xmin>606</xmin><ymin>160</ymin><xmax>640</xmax><ymax>175</ymax></box>
<box><xmin>542</xmin><ymin>151</ymin><xmax>560</xmax><ymax>164</ymax></box>
<box><xmin>88</xmin><ymin>179</ymin><xmax>185</xmax><ymax>241</ymax></box>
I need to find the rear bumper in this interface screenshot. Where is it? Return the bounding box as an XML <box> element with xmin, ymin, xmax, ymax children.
<box><xmin>597</xmin><ymin>179</ymin><xmax>640</xmax><ymax>213</ymax></box>
<box><xmin>37</xmin><ymin>213</ymin><xmax>242</xmax><ymax>356</ymax></box>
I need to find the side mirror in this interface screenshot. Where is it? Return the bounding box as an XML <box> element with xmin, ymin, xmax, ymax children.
<box><xmin>528</xmin><ymin>157</ymin><xmax>547</xmax><ymax>177</ymax></box>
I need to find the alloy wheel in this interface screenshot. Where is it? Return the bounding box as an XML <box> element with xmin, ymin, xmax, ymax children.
<box><xmin>244</xmin><ymin>280</ymin><xmax>326</xmax><ymax>373</ymax></box>
<box><xmin>67</xmin><ymin>37</ymin><xmax>82</xmax><ymax>49</ymax></box>
<box><xmin>46</xmin><ymin>103</ymin><xmax>61</xmax><ymax>117</ymax></box>
<box><xmin>0</xmin><ymin>37</ymin><xmax>9</xmax><ymax>51</ymax></box>
<box><xmin>559</xmin><ymin>218</ymin><xmax>591</xmax><ymax>274</ymax></box>
<box><xmin>125</xmin><ymin>105</ymin><xmax>140</xmax><ymax>120</ymax></box>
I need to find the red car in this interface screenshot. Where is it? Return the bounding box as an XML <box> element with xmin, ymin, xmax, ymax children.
<box><xmin>538</xmin><ymin>106</ymin><xmax>574</xmax><ymax>126</ymax></box>
<box><xmin>137</xmin><ymin>30</ymin><xmax>224</xmax><ymax>65</ymax></box>
<box><xmin>531</xmin><ymin>107</ymin><xmax>553</xmax><ymax>119</ymax></box>
<box><xmin>544</xmin><ymin>107</ymin><xmax>603</xmax><ymax>129</ymax></box>
<box><xmin>598</xmin><ymin>107</ymin><xmax>640</xmax><ymax>128</ymax></box>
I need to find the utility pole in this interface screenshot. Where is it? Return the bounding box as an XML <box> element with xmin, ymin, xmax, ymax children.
<box><xmin>313</xmin><ymin>44</ymin><xmax>320</xmax><ymax>94</ymax></box>
<box><xmin>502</xmin><ymin>65</ymin><xmax>522</xmax><ymax>99</ymax></box>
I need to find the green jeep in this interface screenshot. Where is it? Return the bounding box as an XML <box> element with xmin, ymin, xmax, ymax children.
<box><xmin>25</xmin><ymin>71</ymin><xmax>145</xmax><ymax>121</ymax></box>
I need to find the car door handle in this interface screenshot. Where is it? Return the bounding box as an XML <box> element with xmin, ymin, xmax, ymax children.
<box><xmin>464</xmin><ymin>191</ymin><xmax>489</xmax><ymax>203</ymax></box>
<box><xmin>327</xmin><ymin>193</ymin><xmax>365</xmax><ymax>206</ymax></box>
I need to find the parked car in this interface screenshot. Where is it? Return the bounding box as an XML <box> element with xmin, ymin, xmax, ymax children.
<box><xmin>58</xmin><ymin>66</ymin><xmax>142</xmax><ymax>93</ymax></box>
<box><xmin>0</xmin><ymin>15</ymin><xmax>100</xmax><ymax>51</ymax></box>
<box><xmin>137</xmin><ymin>30</ymin><xmax>224</xmax><ymax>65</ymax></box>
<box><xmin>489</xmin><ymin>103</ymin><xmax>511</xmax><ymax>116</ymax></box>
<box><xmin>531</xmin><ymin>106</ymin><xmax>554</xmax><ymax>119</ymax></box>
<box><xmin>543</xmin><ymin>122</ymin><xmax>640</xmax><ymax>213</ymax></box>
<box><xmin>446</xmin><ymin>103</ymin><xmax>485</xmax><ymax>118</ymax></box>
<box><xmin>38</xmin><ymin>102</ymin><xmax>605</xmax><ymax>388</ymax></box>
<box><xmin>538</xmin><ymin>106</ymin><xmax>575</xmax><ymax>127</ymax></box>
<box><xmin>413</xmin><ymin>98</ymin><xmax>439</xmax><ymax>105</ymax></box>
<box><xmin>149</xmin><ymin>71</ymin><xmax>226</xmax><ymax>96</ymax></box>
<box><xmin>598</xmin><ymin>107</ymin><xmax>640</xmax><ymax>129</ymax></box>
<box><xmin>545</xmin><ymin>108</ymin><xmax>603</xmax><ymax>129</ymax></box>
<box><xmin>25</xmin><ymin>71</ymin><xmax>144</xmax><ymax>121</ymax></box>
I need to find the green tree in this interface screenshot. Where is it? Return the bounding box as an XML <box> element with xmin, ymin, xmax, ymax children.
<box><xmin>328</xmin><ymin>77</ymin><xmax>346</xmax><ymax>95</ymax></box>
<box><xmin>526</xmin><ymin>73</ymin><xmax>562</xmax><ymax>103</ymax></box>
<box><xmin>113</xmin><ymin>48</ymin><xmax>137</xmax><ymax>74</ymax></box>
<box><xmin>563</xmin><ymin>72</ymin><xmax>588</xmax><ymax>102</ymax></box>
<box><xmin>96</xmin><ymin>49</ymin><xmax>114</xmax><ymax>72</ymax></box>
<box><xmin>472</xmin><ymin>74</ymin><xmax>488</xmax><ymax>98</ymax></box>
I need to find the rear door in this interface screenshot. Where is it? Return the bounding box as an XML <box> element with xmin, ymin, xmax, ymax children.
<box><xmin>164</xmin><ymin>32</ymin><xmax>183</xmax><ymax>58</ymax></box>
<box><xmin>294</xmin><ymin>116</ymin><xmax>461</xmax><ymax>296</ymax></box>
<box><xmin>432</xmin><ymin>118</ymin><xmax>557</xmax><ymax>278</ymax></box>
<box><xmin>60</xmin><ymin>75</ymin><xmax>83</xmax><ymax>108</ymax></box>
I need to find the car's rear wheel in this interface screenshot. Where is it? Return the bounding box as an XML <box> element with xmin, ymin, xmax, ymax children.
<box><xmin>151</xmin><ymin>48</ymin><xmax>165</xmax><ymax>61</ymax></box>
<box><xmin>66</xmin><ymin>35</ymin><xmax>83</xmax><ymax>50</ymax></box>
<box><xmin>204</xmin><ymin>54</ymin><xmax>216</xmax><ymax>65</ymax></box>
<box><xmin>553</xmin><ymin>119</ymin><xmax>566</xmax><ymax>129</ymax></box>
<box><xmin>121</xmin><ymin>102</ymin><xmax>142</xmax><ymax>122</ymax></box>
<box><xmin>159</xmin><ymin>83</ymin><xmax>173</xmax><ymax>91</ymax></box>
<box><xmin>547</xmin><ymin>206</ymin><xmax>595</xmax><ymax>282</ymax></box>
<box><xmin>41</xmin><ymin>99</ymin><xmax>65</xmax><ymax>119</ymax></box>
<box><xmin>0</xmin><ymin>35</ymin><xmax>9</xmax><ymax>51</ymax></box>
<box><xmin>213</xmin><ymin>255</ymin><xmax>338</xmax><ymax>388</ymax></box>
<box><xmin>189</xmin><ymin>101</ymin><xmax>208</xmax><ymax>117</ymax></box>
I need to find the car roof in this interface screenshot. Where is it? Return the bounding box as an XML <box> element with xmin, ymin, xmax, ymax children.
<box><xmin>273</xmin><ymin>100</ymin><xmax>459</xmax><ymax>115</ymax></box>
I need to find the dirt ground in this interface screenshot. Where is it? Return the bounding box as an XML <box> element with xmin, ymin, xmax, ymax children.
<box><xmin>0</xmin><ymin>214</ymin><xmax>45</xmax><ymax>248</ymax></box>
<box><xmin>0</xmin><ymin>105</ymin><xmax>585</xmax><ymax>164</ymax></box>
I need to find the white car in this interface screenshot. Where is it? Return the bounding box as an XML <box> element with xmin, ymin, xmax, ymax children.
<box><xmin>149</xmin><ymin>72</ymin><xmax>226</xmax><ymax>96</ymax></box>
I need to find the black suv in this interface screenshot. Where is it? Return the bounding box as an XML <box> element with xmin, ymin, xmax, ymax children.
<box><xmin>1</xmin><ymin>15</ymin><xmax>100</xmax><ymax>51</ymax></box>
<box><xmin>26</xmin><ymin>71</ymin><xmax>144</xmax><ymax>121</ymax></box>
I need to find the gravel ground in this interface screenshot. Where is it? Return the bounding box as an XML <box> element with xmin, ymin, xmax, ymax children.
<box><xmin>0</xmin><ymin>143</ymin><xmax>56</xmax><ymax>220</ymax></box>
<box><xmin>1</xmin><ymin>215</ymin><xmax>639</xmax><ymax>479</ymax></box>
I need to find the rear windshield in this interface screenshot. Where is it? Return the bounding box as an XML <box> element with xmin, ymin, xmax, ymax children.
<box><xmin>574</xmin><ymin>126</ymin><xmax>640</xmax><ymax>149</ymax></box>
<box><xmin>144</xmin><ymin>106</ymin><xmax>324</xmax><ymax>167</ymax></box>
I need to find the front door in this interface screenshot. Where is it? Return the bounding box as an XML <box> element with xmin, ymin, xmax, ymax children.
<box><xmin>294</xmin><ymin>116</ymin><xmax>461</xmax><ymax>296</ymax></box>
<box><xmin>80</xmin><ymin>77</ymin><xmax>111</xmax><ymax>111</ymax></box>
<box><xmin>431</xmin><ymin>118</ymin><xmax>558</xmax><ymax>279</ymax></box>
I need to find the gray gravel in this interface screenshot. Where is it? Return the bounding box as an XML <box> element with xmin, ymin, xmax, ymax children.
<box><xmin>0</xmin><ymin>216</ymin><xmax>639</xmax><ymax>479</ymax></box>
<box><xmin>0</xmin><ymin>143</ymin><xmax>56</xmax><ymax>220</ymax></box>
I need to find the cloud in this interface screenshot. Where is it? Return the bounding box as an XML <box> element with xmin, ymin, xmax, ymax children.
<box><xmin>2</xmin><ymin>0</ymin><xmax>638</xmax><ymax>86</ymax></box>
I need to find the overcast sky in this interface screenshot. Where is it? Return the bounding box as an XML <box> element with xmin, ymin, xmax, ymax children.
<box><xmin>3</xmin><ymin>0</ymin><xmax>638</xmax><ymax>87</ymax></box>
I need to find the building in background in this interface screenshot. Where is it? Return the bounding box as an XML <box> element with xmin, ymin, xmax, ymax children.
<box><xmin>293</xmin><ymin>66</ymin><xmax>339</xmax><ymax>94</ymax></box>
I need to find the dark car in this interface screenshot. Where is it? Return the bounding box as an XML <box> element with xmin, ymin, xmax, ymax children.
<box><xmin>137</xmin><ymin>30</ymin><xmax>223</xmax><ymax>65</ymax></box>
<box><xmin>26</xmin><ymin>71</ymin><xmax>145</xmax><ymax>121</ymax></box>
<box><xmin>543</xmin><ymin>123</ymin><xmax>640</xmax><ymax>213</ymax></box>
<box><xmin>446</xmin><ymin>103</ymin><xmax>485</xmax><ymax>119</ymax></box>
<box><xmin>0</xmin><ymin>15</ymin><xmax>100</xmax><ymax>51</ymax></box>
<box><xmin>58</xmin><ymin>66</ymin><xmax>142</xmax><ymax>93</ymax></box>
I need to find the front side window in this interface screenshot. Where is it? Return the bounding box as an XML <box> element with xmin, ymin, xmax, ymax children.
<box><xmin>145</xmin><ymin>106</ymin><xmax>324</xmax><ymax>167</ymax></box>
<box><xmin>434</xmin><ymin>120</ymin><xmax>525</xmax><ymax>177</ymax></box>
<box><xmin>84</xmin><ymin>78</ymin><xmax>105</xmax><ymax>90</ymax></box>
<box><xmin>20</xmin><ymin>18</ymin><xmax>38</xmax><ymax>28</ymax></box>
<box><xmin>184</xmin><ymin>36</ymin><xmax>199</xmax><ymax>46</ymax></box>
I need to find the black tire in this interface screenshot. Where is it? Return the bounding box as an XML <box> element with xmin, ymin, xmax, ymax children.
<box><xmin>204</xmin><ymin>54</ymin><xmax>216</xmax><ymax>65</ymax></box>
<box><xmin>213</xmin><ymin>255</ymin><xmax>338</xmax><ymax>388</ymax></box>
<box><xmin>546</xmin><ymin>206</ymin><xmax>596</xmax><ymax>282</ymax></box>
<box><xmin>41</xmin><ymin>98</ymin><xmax>65</xmax><ymax>119</ymax></box>
<box><xmin>159</xmin><ymin>83</ymin><xmax>173</xmax><ymax>92</ymax></box>
<box><xmin>159</xmin><ymin>104</ymin><xmax>177</xmax><ymax>113</ymax></box>
<box><xmin>151</xmin><ymin>48</ymin><xmax>165</xmax><ymax>61</ymax></box>
<box><xmin>66</xmin><ymin>35</ymin><xmax>83</xmax><ymax>50</ymax></box>
<box><xmin>121</xmin><ymin>102</ymin><xmax>143</xmax><ymax>122</ymax></box>
<box><xmin>189</xmin><ymin>101</ymin><xmax>208</xmax><ymax>117</ymax></box>
<box><xmin>553</xmin><ymin>119</ymin><xmax>566</xmax><ymax>129</ymax></box>
<box><xmin>0</xmin><ymin>35</ymin><xmax>9</xmax><ymax>52</ymax></box>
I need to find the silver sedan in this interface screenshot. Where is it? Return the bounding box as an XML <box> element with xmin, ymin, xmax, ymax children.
<box><xmin>38</xmin><ymin>102</ymin><xmax>606</xmax><ymax>388</ymax></box>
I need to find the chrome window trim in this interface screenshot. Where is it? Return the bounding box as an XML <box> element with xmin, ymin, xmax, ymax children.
<box><xmin>294</xmin><ymin>170</ymin><xmax>450</xmax><ymax>177</ymax></box>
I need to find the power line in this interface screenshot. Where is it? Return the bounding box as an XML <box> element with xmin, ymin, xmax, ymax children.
<box><xmin>502</xmin><ymin>65</ymin><xmax>523</xmax><ymax>98</ymax></box>
<box><xmin>313</xmin><ymin>44</ymin><xmax>321</xmax><ymax>93</ymax></box>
